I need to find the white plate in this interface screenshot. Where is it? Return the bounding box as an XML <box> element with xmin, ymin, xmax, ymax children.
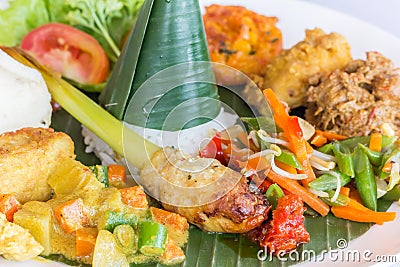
<box><xmin>3</xmin><ymin>0</ymin><xmax>400</xmax><ymax>266</ymax></box>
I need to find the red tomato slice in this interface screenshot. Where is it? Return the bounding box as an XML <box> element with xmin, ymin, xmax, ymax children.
<box><xmin>21</xmin><ymin>23</ymin><xmax>110</xmax><ymax>84</ymax></box>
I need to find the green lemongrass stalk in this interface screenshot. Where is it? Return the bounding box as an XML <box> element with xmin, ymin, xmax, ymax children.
<box><xmin>3</xmin><ymin>46</ymin><xmax>159</xmax><ymax>169</ymax></box>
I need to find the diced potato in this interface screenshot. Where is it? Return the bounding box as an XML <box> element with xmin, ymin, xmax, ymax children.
<box><xmin>48</xmin><ymin>157</ymin><xmax>103</xmax><ymax>196</ymax></box>
<box><xmin>13</xmin><ymin>201</ymin><xmax>53</xmax><ymax>255</ymax></box>
<box><xmin>92</xmin><ymin>230</ymin><xmax>129</xmax><ymax>267</ymax></box>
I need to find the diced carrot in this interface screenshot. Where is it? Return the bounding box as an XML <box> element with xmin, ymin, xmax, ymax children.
<box><xmin>76</xmin><ymin>227</ymin><xmax>98</xmax><ymax>257</ymax></box>
<box><xmin>331</xmin><ymin>198</ymin><xmax>396</xmax><ymax>224</ymax></box>
<box><xmin>339</xmin><ymin>187</ymin><xmax>350</xmax><ymax>197</ymax></box>
<box><xmin>53</xmin><ymin>198</ymin><xmax>88</xmax><ymax>233</ymax></box>
<box><xmin>315</xmin><ymin>130</ymin><xmax>347</xmax><ymax>141</ymax></box>
<box><xmin>310</xmin><ymin>132</ymin><xmax>328</xmax><ymax>147</ymax></box>
<box><xmin>0</xmin><ymin>194</ymin><xmax>20</xmax><ymax>222</ymax></box>
<box><xmin>150</xmin><ymin>207</ymin><xmax>189</xmax><ymax>233</ymax></box>
<box><xmin>369</xmin><ymin>133</ymin><xmax>382</xmax><ymax>152</ymax></box>
<box><xmin>107</xmin><ymin>164</ymin><xmax>126</xmax><ymax>183</ymax></box>
<box><xmin>159</xmin><ymin>237</ymin><xmax>185</xmax><ymax>264</ymax></box>
<box><xmin>119</xmin><ymin>186</ymin><xmax>148</xmax><ymax>209</ymax></box>
<box><xmin>266</xmin><ymin>170</ymin><xmax>330</xmax><ymax>216</ymax></box>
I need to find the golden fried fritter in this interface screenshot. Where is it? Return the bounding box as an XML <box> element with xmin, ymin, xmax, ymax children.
<box><xmin>0</xmin><ymin>127</ymin><xmax>75</xmax><ymax>203</ymax></box>
<box><xmin>263</xmin><ymin>28</ymin><xmax>352</xmax><ymax>107</ymax></box>
<box><xmin>203</xmin><ymin>4</ymin><xmax>282</xmax><ymax>85</ymax></box>
<box><xmin>140</xmin><ymin>147</ymin><xmax>270</xmax><ymax>233</ymax></box>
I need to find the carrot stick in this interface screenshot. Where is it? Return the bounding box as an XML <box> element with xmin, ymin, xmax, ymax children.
<box><xmin>315</xmin><ymin>130</ymin><xmax>347</xmax><ymax>141</ymax></box>
<box><xmin>339</xmin><ymin>187</ymin><xmax>350</xmax><ymax>197</ymax></box>
<box><xmin>263</xmin><ymin>89</ymin><xmax>315</xmax><ymax>185</ymax></box>
<box><xmin>331</xmin><ymin>203</ymin><xmax>396</xmax><ymax>225</ymax></box>
<box><xmin>274</xmin><ymin>160</ymin><xmax>297</xmax><ymax>174</ymax></box>
<box><xmin>238</xmin><ymin>156</ymin><xmax>270</xmax><ymax>172</ymax></box>
<box><xmin>266</xmin><ymin>170</ymin><xmax>330</xmax><ymax>216</ymax></box>
<box><xmin>310</xmin><ymin>132</ymin><xmax>328</xmax><ymax>147</ymax></box>
<box><xmin>369</xmin><ymin>133</ymin><xmax>382</xmax><ymax>152</ymax></box>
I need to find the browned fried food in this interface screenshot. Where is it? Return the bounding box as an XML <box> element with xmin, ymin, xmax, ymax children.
<box><xmin>139</xmin><ymin>147</ymin><xmax>270</xmax><ymax>233</ymax></box>
<box><xmin>263</xmin><ymin>28</ymin><xmax>352</xmax><ymax>107</ymax></box>
<box><xmin>306</xmin><ymin>51</ymin><xmax>400</xmax><ymax>136</ymax></box>
<box><xmin>203</xmin><ymin>4</ymin><xmax>282</xmax><ymax>85</ymax></box>
<box><xmin>0</xmin><ymin>127</ymin><xmax>75</xmax><ymax>203</ymax></box>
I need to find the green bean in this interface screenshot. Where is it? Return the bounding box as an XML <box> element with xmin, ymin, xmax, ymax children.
<box><xmin>265</xmin><ymin>183</ymin><xmax>285</xmax><ymax>209</ymax></box>
<box><xmin>339</xmin><ymin>135</ymin><xmax>397</xmax><ymax>151</ymax></box>
<box><xmin>321</xmin><ymin>190</ymin><xmax>350</xmax><ymax>207</ymax></box>
<box><xmin>353</xmin><ymin>145</ymin><xmax>377</xmax><ymax>211</ymax></box>
<box><xmin>275</xmin><ymin>150</ymin><xmax>303</xmax><ymax>170</ymax></box>
<box><xmin>332</xmin><ymin>142</ymin><xmax>355</xmax><ymax>177</ymax></box>
<box><xmin>308</xmin><ymin>169</ymin><xmax>351</xmax><ymax>191</ymax></box>
<box><xmin>358</xmin><ymin>144</ymin><xmax>383</xmax><ymax>166</ymax></box>
<box><xmin>317</xmin><ymin>143</ymin><xmax>333</xmax><ymax>154</ymax></box>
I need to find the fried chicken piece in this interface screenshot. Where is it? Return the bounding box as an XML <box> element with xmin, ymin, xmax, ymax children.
<box><xmin>263</xmin><ymin>28</ymin><xmax>352</xmax><ymax>107</ymax></box>
<box><xmin>0</xmin><ymin>127</ymin><xmax>75</xmax><ymax>203</ymax></box>
<box><xmin>139</xmin><ymin>147</ymin><xmax>270</xmax><ymax>233</ymax></box>
<box><xmin>203</xmin><ymin>4</ymin><xmax>282</xmax><ymax>85</ymax></box>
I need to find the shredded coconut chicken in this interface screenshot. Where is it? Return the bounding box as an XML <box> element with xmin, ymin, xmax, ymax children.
<box><xmin>306</xmin><ymin>51</ymin><xmax>400</xmax><ymax>136</ymax></box>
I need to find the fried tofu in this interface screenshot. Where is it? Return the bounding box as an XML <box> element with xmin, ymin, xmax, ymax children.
<box><xmin>0</xmin><ymin>127</ymin><xmax>75</xmax><ymax>203</ymax></box>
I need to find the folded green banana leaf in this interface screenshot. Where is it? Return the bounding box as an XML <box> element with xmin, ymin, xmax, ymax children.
<box><xmin>100</xmin><ymin>0</ymin><xmax>220</xmax><ymax>131</ymax></box>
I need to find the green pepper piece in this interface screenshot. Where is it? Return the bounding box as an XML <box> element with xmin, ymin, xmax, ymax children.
<box><xmin>138</xmin><ymin>221</ymin><xmax>167</xmax><ymax>256</ymax></box>
<box><xmin>332</xmin><ymin>142</ymin><xmax>355</xmax><ymax>177</ymax></box>
<box><xmin>381</xmin><ymin>184</ymin><xmax>400</xmax><ymax>201</ymax></box>
<box><xmin>265</xmin><ymin>183</ymin><xmax>285</xmax><ymax>209</ymax></box>
<box><xmin>275</xmin><ymin>150</ymin><xmax>303</xmax><ymax>170</ymax></box>
<box><xmin>358</xmin><ymin>144</ymin><xmax>383</xmax><ymax>166</ymax></box>
<box><xmin>308</xmin><ymin>169</ymin><xmax>351</xmax><ymax>191</ymax></box>
<box><xmin>353</xmin><ymin>145</ymin><xmax>378</xmax><ymax>211</ymax></box>
<box><xmin>321</xmin><ymin>190</ymin><xmax>350</xmax><ymax>207</ymax></box>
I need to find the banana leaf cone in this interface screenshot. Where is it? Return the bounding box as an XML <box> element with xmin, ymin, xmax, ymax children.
<box><xmin>100</xmin><ymin>0</ymin><xmax>220</xmax><ymax>131</ymax></box>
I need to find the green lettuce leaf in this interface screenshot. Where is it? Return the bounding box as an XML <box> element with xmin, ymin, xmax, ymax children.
<box><xmin>0</xmin><ymin>0</ymin><xmax>50</xmax><ymax>45</ymax></box>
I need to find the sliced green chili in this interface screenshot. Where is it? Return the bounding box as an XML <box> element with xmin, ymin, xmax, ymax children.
<box><xmin>353</xmin><ymin>144</ymin><xmax>378</xmax><ymax>211</ymax></box>
<box><xmin>332</xmin><ymin>142</ymin><xmax>355</xmax><ymax>177</ymax></box>
<box><xmin>308</xmin><ymin>169</ymin><xmax>351</xmax><ymax>191</ymax></box>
